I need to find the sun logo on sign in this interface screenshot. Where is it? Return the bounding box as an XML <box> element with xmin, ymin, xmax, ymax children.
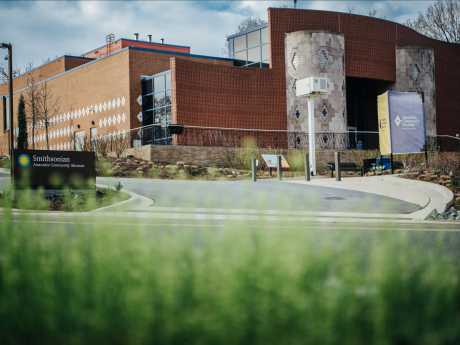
<box><xmin>18</xmin><ymin>154</ymin><xmax>30</xmax><ymax>167</ymax></box>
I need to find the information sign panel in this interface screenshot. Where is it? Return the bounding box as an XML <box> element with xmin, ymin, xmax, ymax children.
<box><xmin>13</xmin><ymin>149</ymin><xmax>96</xmax><ymax>190</ymax></box>
<box><xmin>261</xmin><ymin>154</ymin><xmax>290</xmax><ymax>168</ymax></box>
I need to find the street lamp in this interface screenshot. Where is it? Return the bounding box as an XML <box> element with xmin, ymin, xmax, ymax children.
<box><xmin>0</xmin><ymin>43</ymin><xmax>13</xmax><ymax>184</ymax></box>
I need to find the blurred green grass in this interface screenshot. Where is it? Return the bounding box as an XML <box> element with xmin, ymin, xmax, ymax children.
<box><xmin>1</xmin><ymin>214</ymin><xmax>460</xmax><ymax>344</ymax></box>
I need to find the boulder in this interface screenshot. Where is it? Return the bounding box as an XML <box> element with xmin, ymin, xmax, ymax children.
<box><xmin>440</xmin><ymin>175</ymin><xmax>450</xmax><ymax>181</ymax></box>
<box><xmin>375</xmin><ymin>172</ymin><xmax>383</xmax><ymax>176</ymax></box>
<box><xmin>176</xmin><ymin>161</ymin><xmax>185</xmax><ymax>166</ymax></box>
<box><xmin>148</xmin><ymin>162</ymin><xmax>153</xmax><ymax>167</ymax></box>
<box><xmin>191</xmin><ymin>165</ymin><xmax>198</xmax><ymax>170</ymax></box>
<box><xmin>226</xmin><ymin>175</ymin><xmax>233</xmax><ymax>179</ymax></box>
<box><xmin>184</xmin><ymin>165</ymin><xmax>190</xmax><ymax>170</ymax></box>
<box><xmin>383</xmin><ymin>170</ymin><xmax>391</xmax><ymax>175</ymax></box>
<box><xmin>395</xmin><ymin>169</ymin><xmax>403</xmax><ymax>174</ymax></box>
<box><xmin>417</xmin><ymin>174</ymin><xmax>426</xmax><ymax>180</ymax></box>
<box><xmin>165</xmin><ymin>165</ymin><xmax>171</xmax><ymax>169</ymax></box>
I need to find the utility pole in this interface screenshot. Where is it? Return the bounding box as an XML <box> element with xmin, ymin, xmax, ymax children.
<box><xmin>1</xmin><ymin>43</ymin><xmax>13</xmax><ymax>184</ymax></box>
<box><xmin>294</xmin><ymin>0</ymin><xmax>297</xmax><ymax>9</ymax></box>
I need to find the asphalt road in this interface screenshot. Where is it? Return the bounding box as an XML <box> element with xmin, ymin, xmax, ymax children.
<box><xmin>97</xmin><ymin>177</ymin><xmax>421</xmax><ymax>214</ymax></box>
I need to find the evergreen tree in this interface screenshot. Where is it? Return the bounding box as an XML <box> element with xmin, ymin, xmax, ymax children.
<box><xmin>17</xmin><ymin>94</ymin><xmax>28</xmax><ymax>149</ymax></box>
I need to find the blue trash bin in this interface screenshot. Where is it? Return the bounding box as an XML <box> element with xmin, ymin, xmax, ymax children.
<box><xmin>377</xmin><ymin>157</ymin><xmax>391</xmax><ymax>171</ymax></box>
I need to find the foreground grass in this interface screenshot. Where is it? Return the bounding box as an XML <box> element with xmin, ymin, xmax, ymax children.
<box><xmin>0</xmin><ymin>215</ymin><xmax>459</xmax><ymax>344</ymax></box>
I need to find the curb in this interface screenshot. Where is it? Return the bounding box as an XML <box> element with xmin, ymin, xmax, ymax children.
<box><xmin>362</xmin><ymin>175</ymin><xmax>454</xmax><ymax>218</ymax></box>
<box><xmin>91</xmin><ymin>184</ymin><xmax>140</xmax><ymax>212</ymax></box>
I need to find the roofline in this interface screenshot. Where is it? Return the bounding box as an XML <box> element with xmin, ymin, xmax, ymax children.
<box><xmin>6</xmin><ymin>46</ymin><xmax>231</xmax><ymax>97</ymax></box>
<box><xmin>2</xmin><ymin>55</ymin><xmax>95</xmax><ymax>86</ymax></box>
<box><xmin>227</xmin><ymin>23</ymin><xmax>268</xmax><ymax>40</ymax></box>
<box><xmin>129</xmin><ymin>46</ymin><xmax>232</xmax><ymax>61</ymax></box>
<box><xmin>80</xmin><ymin>38</ymin><xmax>190</xmax><ymax>57</ymax></box>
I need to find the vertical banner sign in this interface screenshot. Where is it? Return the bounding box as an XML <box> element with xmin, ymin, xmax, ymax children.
<box><xmin>378</xmin><ymin>91</ymin><xmax>426</xmax><ymax>154</ymax></box>
<box><xmin>377</xmin><ymin>92</ymin><xmax>391</xmax><ymax>155</ymax></box>
<box><xmin>13</xmin><ymin>149</ymin><xmax>96</xmax><ymax>190</ymax></box>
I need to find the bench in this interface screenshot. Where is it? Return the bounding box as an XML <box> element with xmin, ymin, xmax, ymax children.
<box><xmin>327</xmin><ymin>162</ymin><xmax>363</xmax><ymax>178</ymax></box>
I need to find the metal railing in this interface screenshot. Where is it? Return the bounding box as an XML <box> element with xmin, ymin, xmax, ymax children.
<box><xmin>117</xmin><ymin>124</ymin><xmax>460</xmax><ymax>152</ymax></box>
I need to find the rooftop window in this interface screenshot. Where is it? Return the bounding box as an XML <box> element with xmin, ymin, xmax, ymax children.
<box><xmin>229</xmin><ymin>24</ymin><xmax>269</xmax><ymax>68</ymax></box>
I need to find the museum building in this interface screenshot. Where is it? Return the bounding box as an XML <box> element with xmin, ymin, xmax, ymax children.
<box><xmin>1</xmin><ymin>8</ymin><xmax>459</xmax><ymax>154</ymax></box>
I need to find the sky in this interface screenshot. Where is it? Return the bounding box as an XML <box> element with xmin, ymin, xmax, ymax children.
<box><xmin>0</xmin><ymin>0</ymin><xmax>432</xmax><ymax>70</ymax></box>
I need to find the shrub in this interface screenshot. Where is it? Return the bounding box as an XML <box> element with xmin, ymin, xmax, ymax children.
<box><xmin>428</xmin><ymin>152</ymin><xmax>460</xmax><ymax>178</ymax></box>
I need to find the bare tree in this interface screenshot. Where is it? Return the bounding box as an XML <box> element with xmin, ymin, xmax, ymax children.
<box><xmin>36</xmin><ymin>82</ymin><xmax>60</xmax><ymax>150</ymax></box>
<box><xmin>23</xmin><ymin>61</ymin><xmax>35</xmax><ymax>73</ymax></box>
<box><xmin>24</xmin><ymin>78</ymin><xmax>40</xmax><ymax>149</ymax></box>
<box><xmin>0</xmin><ymin>62</ymin><xmax>22</xmax><ymax>83</ymax></box>
<box><xmin>406</xmin><ymin>0</ymin><xmax>460</xmax><ymax>43</ymax></box>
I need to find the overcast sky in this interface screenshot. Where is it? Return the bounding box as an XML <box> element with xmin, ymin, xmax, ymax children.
<box><xmin>0</xmin><ymin>1</ymin><xmax>432</xmax><ymax>69</ymax></box>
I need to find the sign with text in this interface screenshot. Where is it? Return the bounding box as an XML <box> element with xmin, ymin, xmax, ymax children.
<box><xmin>261</xmin><ymin>154</ymin><xmax>290</xmax><ymax>168</ymax></box>
<box><xmin>13</xmin><ymin>149</ymin><xmax>96</xmax><ymax>190</ymax></box>
<box><xmin>378</xmin><ymin>91</ymin><xmax>426</xmax><ymax>154</ymax></box>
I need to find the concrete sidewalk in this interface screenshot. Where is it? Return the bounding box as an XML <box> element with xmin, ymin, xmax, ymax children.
<box><xmin>284</xmin><ymin>175</ymin><xmax>452</xmax><ymax>220</ymax></box>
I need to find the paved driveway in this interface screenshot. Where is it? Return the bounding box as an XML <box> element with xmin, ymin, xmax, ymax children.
<box><xmin>97</xmin><ymin>177</ymin><xmax>421</xmax><ymax>214</ymax></box>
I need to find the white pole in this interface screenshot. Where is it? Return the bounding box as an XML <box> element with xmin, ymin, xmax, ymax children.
<box><xmin>308</xmin><ymin>96</ymin><xmax>316</xmax><ymax>175</ymax></box>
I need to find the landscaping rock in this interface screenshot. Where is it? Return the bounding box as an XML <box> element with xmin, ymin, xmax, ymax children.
<box><xmin>376</xmin><ymin>172</ymin><xmax>383</xmax><ymax>176</ymax></box>
<box><xmin>226</xmin><ymin>175</ymin><xmax>233</xmax><ymax>179</ymax></box>
<box><xmin>395</xmin><ymin>169</ymin><xmax>403</xmax><ymax>174</ymax></box>
<box><xmin>440</xmin><ymin>175</ymin><xmax>450</xmax><ymax>181</ymax></box>
<box><xmin>191</xmin><ymin>165</ymin><xmax>198</xmax><ymax>170</ymax></box>
<box><xmin>417</xmin><ymin>174</ymin><xmax>426</xmax><ymax>180</ymax></box>
<box><xmin>165</xmin><ymin>165</ymin><xmax>171</xmax><ymax>169</ymax></box>
<box><xmin>383</xmin><ymin>170</ymin><xmax>391</xmax><ymax>175</ymax></box>
<box><xmin>148</xmin><ymin>162</ymin><xmax>153</xmax><ymax>167</ymax></box>
<box><xmin>184</xmin><ymin>165</ymin><xmax>190</xmax><ymax>170</ymax></box>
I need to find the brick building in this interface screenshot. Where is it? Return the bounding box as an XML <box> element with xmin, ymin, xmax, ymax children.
<box><xmin>1</xmin><ymin>8</ymin><xmax>459</xmax><ymax>155</ymax></box>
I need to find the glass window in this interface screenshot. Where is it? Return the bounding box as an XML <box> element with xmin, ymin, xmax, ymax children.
<box><xmin>165</xmin><ymin>73</ymin><xmax>171</xmax><ymax>90</ymax></box>
<box><xmin>155</xmin><ymin>126</ymin><xmax>165</xmax><ymax>140</ymax></box>
<box><xmin>143</xmin><ymin>110</ymin><xmax>153</xmax><ymax>126</ymax></box>
<box><xmin>154</xmin><ymin>108</ymin><xmax>164</xmax><ymax>124</ymax></box>
<box><xmin>142</xmin><ymin>79</ymin><xmax>153</xmax><ymax>94</ymax></box>
<box><xmin>247</xmin><ymin>30</ymin><xmax>260</xmax><ymax>48</ymax></box>
<box><xmin>143</xmin><ymin>95</ymin><xmax>153</xmax><ymax>110</ymax></box>
<box><xmin>261</xmin><ymin>27</ymin><xmax>269</xmax><ymax>44</ymax></box>
<box><xmin>154</xmin><ymin>92</ymin><xmax>165</xmax><ymax>108</ymax></box>
<box><xmin>165</xmin><ymin>106</ymin><xmax>171</xmax><ymax>122</ymax></box>
<box><xmin>247</xmin><ymin>62</ymin><xmax>261</xmax><ymax>68</ymax></box>
<box><xmin>234</xmin><ymin>50</ymin><xmax>246</xmax><ymax>66</ymax></box>
<box><xmin>261</xmin><ymin>44</ymin><xmax>269</xmax><ymax>61</ymax></box>
<box><xmin>247</xmin><ymin>47</ymin><xmax>260</xmax><ymax>65</ymax></box>
<box><xmin>165</xmin><ymin>90</ymin><xmax>171</xmax><ymax>105</ymax></box>
<box><xmin>234</xmin><ymin>34</ymin><xmax>246</xmax><ymax>52</ymax></box>
<box><xmin>261</xmin><ymin>61</ymin><xmax>269</xmax><ymax>68</ymax></box>
<box><xmin>154</xmin><ymin>76</ymin><xmax>165</xmax><ymax>92</ymax></box>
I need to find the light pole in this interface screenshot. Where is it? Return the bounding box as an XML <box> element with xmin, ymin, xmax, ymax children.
<box><xmin>0</xmin><ymin>43</ymin><xmax>13</xmax><ymax>184</ymax></box>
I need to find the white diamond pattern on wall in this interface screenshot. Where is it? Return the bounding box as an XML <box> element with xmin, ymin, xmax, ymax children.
<box><xmin>108</xmin><ymin>101</ymin><xmax>111</xmax><ymax>110</ymax></box>
<box><xmin>319</xmin><ymin>51</ymin><xmax>328</xmax><ymax>69</ymax></box>
<box><xmin>117</xmin><ymin>114</ymin><xmax>121</xmax><ymax>124</ymax></box>
<box><xmin>67</xmin><ymin>112</ymin><xmax>70</xmax><ymax>121</ymax></box>
<box><xmin>60</xmin><ymin>128</ymin><xmax>63</xmax><ymax>137</ymax></box>
<box><xmin>99</xmin><ymin>103</ymin><xmax>102</xmax><ymax>112</ymax></box>
<box><xmin>71</xmin><ymin>140</ymin><xmax>74</xmax><ymax>149</ymax></box>
<box><xmin>412</xmin><ymin>64</ymin><xmax>420</xmax><ymax>81</ymax></box>
<box><xmin>137</xmin><ymin>112</ymin><xmax>142</xmax><ymax>122</ymax></box>
<box><xmin>137</xmin><ymin>95</ymin><xmax>142</xmax><ymax>105</ymax></box>
<box><xmin>103</xmin><ymin>117</ymin><xmax>107</xmax><ymax>127</ymax></box>
<box><xmin>94</xmin><ymin>105</ymin><xmax>98</xmax><ymax>113</ymax></box>
<box><xmin>71</xmin><ymin>111</ymin><xmax>74</xmax><ymax>120</ymax></box>
<box><xmin>78</xmin><ymin>109</ymin><xmax>82</xmax><ymax>118</ymax></box>
<box><xmin>82</xmin><ymin>108</ymin><xmax>86</xmax><ymax>116</ymax></box>
<box><xmin>86</xmin><ymin>106</ymin><xmax>90</xmax><ymax>115</ymax></box>
<box><xmin>292</xmin><ymin>52</ymin><xmax>300</xmax><ymax>70</ymax></box>
<box><xmin>103</xmin><ymin>102</ymin><xmax>107</xmax><ymax>111</ymax></box>
<box><xmin>99</xmin><ymin>119</ymin><xmax>103</xmax><ymax>128</ymax></box>
<box><xmin>108</xmin><ymin>116</ymin><xmax>112</xmax><ymax>126</ymax></box>
<box><xmin>71</xmin><ymin>125</ymin><xmax>74</xmax><ymax>134</ymax></box>
<box><xmin>112</xmin><ymin>115</ymin><xmax>116</xmax><ymax>125</ymax></box>
<box><xmin>112</xmin><ymin>100</ymin><xmax>116</xmax><ymax>109</ymax></box>
<box><xmin>117</xmin><ymin>98</ymin><xmax>120</xmax><ymax>107</ymax></box>
<box><xmin>121</xmin><ymin>96</ymin><xmax>125</xmax><ymax>106</ymax></box>
<box><xmin>122</xmin><ymin>113</ymin><xmax>126</xmax><ymax>123</ymax></box>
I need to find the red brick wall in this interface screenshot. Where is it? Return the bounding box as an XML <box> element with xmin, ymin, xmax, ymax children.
<box><xmin>268</xmin><ymin>8</ymin><xmax>460</xmax><ymax>137</ymax></box>
<box><xmin>169</xmin><ymin>8</ymin><xmax>460</xmax><ymax>138</ymax></box>
<box><xmin>128</xmin><ymin>49</ymin><xmax>232</xmax><ymax>129</ymax></box>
